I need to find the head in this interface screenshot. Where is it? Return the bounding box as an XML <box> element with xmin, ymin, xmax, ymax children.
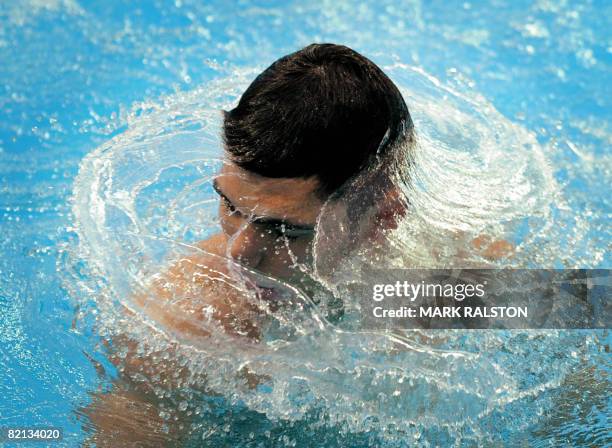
<box><xmin>214</xmin><ymin>43</ymin><xmax>413</xmax><ymax>285</ymax></box>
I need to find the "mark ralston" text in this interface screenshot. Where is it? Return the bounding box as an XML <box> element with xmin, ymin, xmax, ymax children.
<box><xmin>372</xmin><ymin>306</ymin><xmax>528</xmax><ymax>319</ymax></box>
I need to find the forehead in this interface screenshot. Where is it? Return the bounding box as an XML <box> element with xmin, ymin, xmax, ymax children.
<box><xmin>215</xmin><ymin>162</ymin><xmax>325</xmax><ymax>225</ymax></box>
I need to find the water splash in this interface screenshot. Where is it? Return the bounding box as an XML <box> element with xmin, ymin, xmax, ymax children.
<box><xmin>68</xmin><ymin>64</ymin><xmax>605</xmax><ymax>445</ymax></box>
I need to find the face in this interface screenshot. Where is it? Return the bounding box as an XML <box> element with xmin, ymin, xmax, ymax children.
<box><xmin>213</xmin><ymin>161</ymin><xmax>325</xmax><ymax>287</ymax></box>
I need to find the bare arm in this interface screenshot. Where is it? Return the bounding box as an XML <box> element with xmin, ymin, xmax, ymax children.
<box><xmin>79</xmin><ymin>233</ymin><xmax>264</xmax><ymax>445</ymax></box>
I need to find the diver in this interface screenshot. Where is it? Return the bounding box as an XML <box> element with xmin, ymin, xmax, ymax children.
<box><xmin>135</xmin><ymin>42</ymin><xmax>511</xmax><ymax>340</ymax></box>
<box><xmin>83</xmin><ymin>44</ymin><xmax>511</xmax><ymax>446</ymax></box>
<box><xmin>137</xmin><ymin>43</ymin><xmax>415</xmax><ymax>340</ymax></box>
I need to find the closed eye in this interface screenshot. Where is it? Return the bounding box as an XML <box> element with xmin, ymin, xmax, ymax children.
<box><xmin>212</xmin><ymin>178</ymin><xmax>315</xmax><ymax>239</ymax></box>
<box><xmin>221</xmin><ymin>194</ymin><xmax>239</xmax><ymax>215</ymax></box>
<box><xmin>213</xmin><ymin>179</ymin><xmax>241</xmax><ymax>216</ymax></box>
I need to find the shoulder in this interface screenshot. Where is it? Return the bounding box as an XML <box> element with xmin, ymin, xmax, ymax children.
<box><xmin>136</xmin><ymin>232</ymin><xmax>261</xmax><ymax>340</ymax></box>
<box><xmin>194</xmin><ymin>232</ymin><xmax>229</xmax><ymax>256</ymax></box>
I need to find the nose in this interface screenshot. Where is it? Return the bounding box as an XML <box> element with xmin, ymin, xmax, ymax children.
<box><xmin>227</xmin><ymin>222</ymin><xmax>267</xmax><ymax>268</ymax></box>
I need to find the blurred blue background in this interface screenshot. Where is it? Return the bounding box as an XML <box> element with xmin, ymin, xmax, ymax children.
<box><xmin>0</xmin><ymin>0</ymin><xmax>610</xmax><ymax>445</ymax></box>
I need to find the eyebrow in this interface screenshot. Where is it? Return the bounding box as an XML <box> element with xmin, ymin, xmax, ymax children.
<box><xmin>212</xmin><ymin>178</ymin><xmax>315</xmax><ymax>232</ymax></box>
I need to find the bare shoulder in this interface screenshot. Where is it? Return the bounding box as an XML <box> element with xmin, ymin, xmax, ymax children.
<box><xmin>194</xmin><ymin>232</ymin><xmax>229</xmax><ymax>255</ymax></box>
<box><xmin>136</xmin><ymin>233</ymin><xmax>260</xmax><ymax>340</ymax></box>
<box><xmin>471</xmin><ymin>235</ymin><xmax>514</xmax><ymax>260</ymax></box>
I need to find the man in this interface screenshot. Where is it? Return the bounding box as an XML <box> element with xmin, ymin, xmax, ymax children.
<box><xmin>84</xmin><ymin>44</ymin><xmax>510</xmax><ymax>446</ymax></box>
<box><xmin>136</xmin><ymin>43</ymin><xmax>415</xmax><ymax>341</ymax></box>
<box><xmin>84</xmin><ymin>43</ymin><xmax>413</xmax><ymax>446</ymax></box>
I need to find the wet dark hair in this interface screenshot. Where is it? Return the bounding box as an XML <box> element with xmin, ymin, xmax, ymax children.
<box><xmin>223</xmin><ymin>43</ymin><xmax>413</xmax><ymax>196</ymax></box>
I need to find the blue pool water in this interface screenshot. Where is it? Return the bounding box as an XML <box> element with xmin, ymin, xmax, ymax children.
<box><xmin>1</xmin><ymin>1</ymin><xmax>610</xmax><ymax>446</ymax></box>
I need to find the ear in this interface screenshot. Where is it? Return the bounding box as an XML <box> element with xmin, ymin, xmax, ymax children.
<box><xmin>371</xmin><ymin>186</ymin><xmax>408</xmax><ymax>235</ymax></box>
